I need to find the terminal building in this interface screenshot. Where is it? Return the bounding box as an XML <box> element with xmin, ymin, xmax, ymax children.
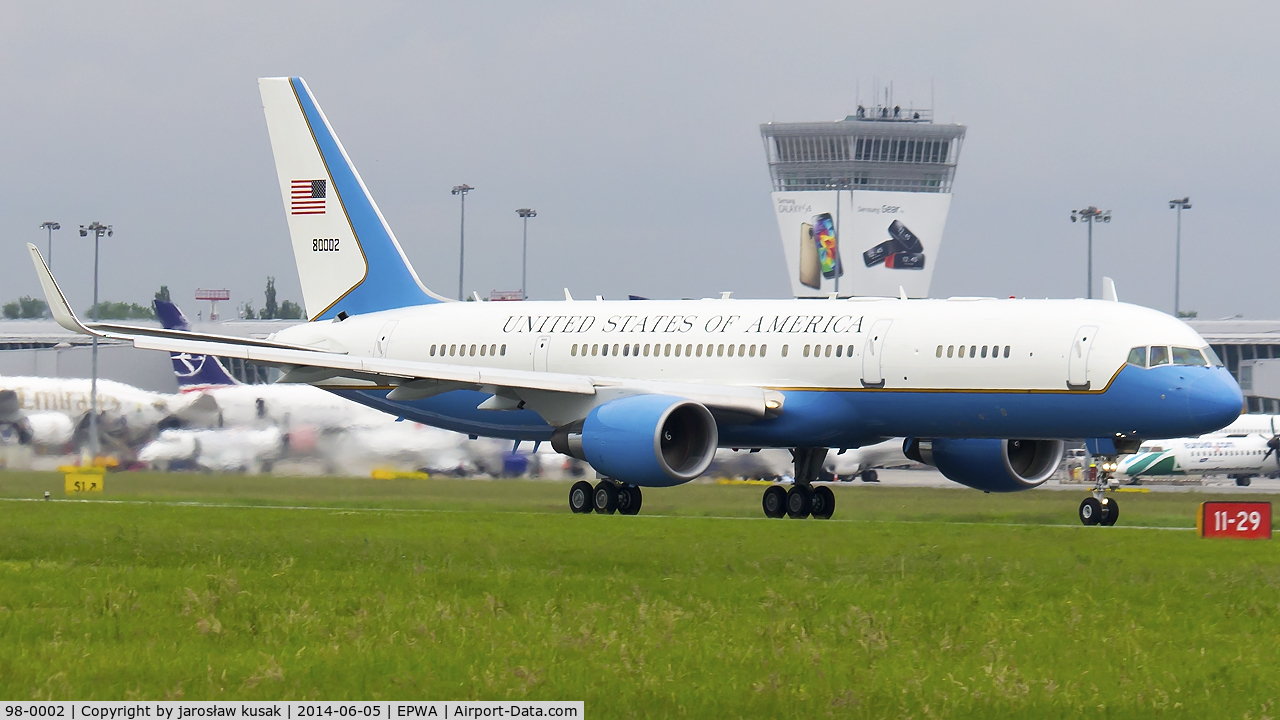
<box><xmin>1191</xmin><ymin>319</ymin><xmax>1280</xmax><ymax>414</ymax></box>
<box><xmin>761</xmin><ymin>103</ymin><xmax>966</xmax><ymax>298</ymax></box>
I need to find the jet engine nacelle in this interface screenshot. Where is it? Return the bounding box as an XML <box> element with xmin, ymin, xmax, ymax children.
<box><xmin>25</xmin><ymin>412</ymin><xmax>75</xmax><ymax>447</ymax></box>
<box><xmin>552</xmin><ymin>394</ymin><xmax>718</xmax><ymax>487</ymax></box>
<box><xmin>904</xmin><ymin>437</ymin><xmax>1064</xmax><ymax>492</ymax></box>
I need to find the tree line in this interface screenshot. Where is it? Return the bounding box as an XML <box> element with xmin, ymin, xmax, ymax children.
<box><xmin>2</xmin><ymin>278</ymin><xmax>305</xmax><ymax>321</ymax></box>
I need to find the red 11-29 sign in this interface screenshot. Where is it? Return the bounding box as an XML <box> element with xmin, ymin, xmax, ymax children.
<box><xmin>1198</xmin><ymin>502</ymin><xmax>1272</xmax><ymax>539</ymax></box>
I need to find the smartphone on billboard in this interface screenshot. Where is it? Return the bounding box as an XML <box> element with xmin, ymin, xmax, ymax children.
<box><xmin>798</xmin><ymin>222</ymin><xmax>821</xmax><ymax>289</ymax></box>
<box><xmin>812</xmin><ymin>213</ymin><xmax>843</xmax><ymax>279</ymax></box>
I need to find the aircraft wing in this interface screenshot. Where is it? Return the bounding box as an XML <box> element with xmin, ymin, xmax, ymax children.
<box><xmin>28</xmin><ymin>244</ymin><xmax>783</xmax><ymax>420</ymax></box>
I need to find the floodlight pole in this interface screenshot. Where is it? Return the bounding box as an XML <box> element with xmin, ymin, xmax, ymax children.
<box><xmin>452</xmin><ymin>184</ymin><xmax>473</xmax><ymax>300</ymax></box>
<box><xmin>79</xmin><ymin>221</ymin><xmax>112</xmax><ymax>461</ymax></box>
<box><xmin>1169</xmin><ymin>197</ymin><xmax>1191</xmax><ymax>316</ymax></box>
<box><xmin>39</xmin><ymin>222</ymin><xmax>60</xmax><ymax>273</ymax></box>
<box><xmin>1070</xmin><ymin>206</ymin><xmax>1111</xmax><ymax>299</ymax></box>
<box><xmin>517</xmin><ymin>208</ymin><xmax>537</xmax><ymax>299</ymax></box>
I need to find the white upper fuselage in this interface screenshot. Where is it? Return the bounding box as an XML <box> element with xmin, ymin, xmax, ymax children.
<box><xmin>272</xmin><ymin>296</ymin><xmax>1207</xmax><ymax>393</ymax></box>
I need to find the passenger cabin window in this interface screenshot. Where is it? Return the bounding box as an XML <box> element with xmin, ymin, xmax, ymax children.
<box><xmin>1127</xmin><ymin>347</ymin><xmax>1147</xmax><ymax>367</ymax></box>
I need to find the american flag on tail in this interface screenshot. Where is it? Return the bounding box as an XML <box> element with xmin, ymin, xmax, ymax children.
<box><xmin>291</xmin><ymin>179</ymin><xmax>326</xmax><ymax>215</ymax></box>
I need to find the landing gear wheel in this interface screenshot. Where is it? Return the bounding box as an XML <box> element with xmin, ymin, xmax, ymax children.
<box><xmin>1079</xmin><ymin>497</ymin><xmax>1102</xmax><ymax>526</ymax></box>
<box><xmin>786</xmin><ymin>486</ymin><xmax>812</xmax><ymax>519</ymax></box>
<box><xmin>811</xmin><ymin>486</ymin><xmax>835</xmax><ymax>519</ymax></box>
<box><xmin>860</xmin><ymin>469</ymin><xmax>879</xmax><ymax>483</ymax></box>
<box><xmin>569</xmin><ymin>481</ymin><xmax>593</xmax><ymax>514</ymax></box>
<box><xmin>616</xmin><ymin>485</ymin><xmax>642</xmax><ymax>516</ymax></box>
<box><xmin>593</xmin><ymin>481</ymin><xmax>618</xmax><ymax>515</ymax></box>
<box><xmin>762</xmin><ymin>485</ymin><xmax>787</xmax><ymax>518</ymax></box>
<box><xmin>1100</xmin><ymin>497</ymin><xmax>1119</xmax><ymax>526</ymax></box>
<box><xmin>1236</xmin><ymin>476</ymin><xmax>1252</xmax><ymax>487</ymax></box>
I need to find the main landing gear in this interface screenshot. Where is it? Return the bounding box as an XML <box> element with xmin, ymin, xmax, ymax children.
<box><xmin>1078</xmin><ymin>458</ymin><xmax>1119</xmax><ymax>526</ymax></box>
<box><xmin>568</xmin><ymin>479</ymin><xmax>642</xmax><ymax>516</ymax></box>
<box><xmin>762</xmin><ymin>446</ymin><xmax>836</xmax><ymax>520</ymax></box>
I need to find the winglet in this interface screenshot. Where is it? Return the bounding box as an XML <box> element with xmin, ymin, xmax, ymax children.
<box><xmin>899</xmin><ymin>285</ymin><xmax>909</xmax><ymax>301</ymax></box>
<box><xmin>26</xmin><ymin>244</ymin><xmax>101</xmax><ymax>336</ymax></box>
<box><xmin>563</xmin><ymin>288</ymin><xmax>573</xmax><ymax>301</ymax></box>
<box><xmin>1102</xmin><ymin>276</ymin><xmax>1118</xmax><ymax>302</ymax></box>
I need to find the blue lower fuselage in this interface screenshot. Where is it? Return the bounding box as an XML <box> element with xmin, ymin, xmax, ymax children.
<box><xmin>332</xmin><ymin>364</ymin><xmax>1242</xmax><ymax>448</ymax></box>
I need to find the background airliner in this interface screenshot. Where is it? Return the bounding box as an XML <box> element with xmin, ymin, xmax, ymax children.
<box><xmin>0</xmin><ymin>375</ymin><xmax>212</xmax><ymax>454</ymax></box>
<box><xmin>28</xmin><ymin>77</ymin><xmax>1244</xmax><ymax>524</ymax></box>
<box><xmin>1119</xmin><ymin>414</ymin><xmax>1280</xmax><ymax>486</ymax></box>
<box><xmin>140</xmin><ymin>299</ymin><xmax>516</xmax><ymax>476</ymax></box>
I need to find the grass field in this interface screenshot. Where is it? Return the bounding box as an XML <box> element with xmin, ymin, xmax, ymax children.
<box><xmin>0</xmin><ymin>471</ymin><xmax>1278</xmax><ymax>717</ymax></box>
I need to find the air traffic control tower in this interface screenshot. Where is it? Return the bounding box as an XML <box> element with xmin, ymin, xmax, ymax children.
<box><xmin>762</xmin><ymin>105</ymin><xmax>966</xmax><ymax>298</ymax></box>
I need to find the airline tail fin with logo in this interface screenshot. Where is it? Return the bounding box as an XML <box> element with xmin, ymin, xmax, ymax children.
<box><xmin>154</xmin><ymin>300</ymin><xmax>239</xmax><ymax>389</ymax></box>
<box><xmin>258</xmin><ymin>77</ymin><xmax>448</xmax><ymax>321</ymax></box>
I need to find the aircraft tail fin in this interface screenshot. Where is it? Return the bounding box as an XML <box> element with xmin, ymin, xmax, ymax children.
<box><xmin>154</xmin><ymin>300</ymin><xmax>239</xmax><ymax>388</ymax></box>
<box><xmin>258</xmin><ymin>77</ymin><xmax>447</xmax><ymax>321</ymax></box>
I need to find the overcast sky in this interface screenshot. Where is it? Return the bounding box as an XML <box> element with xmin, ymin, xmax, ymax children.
<box><xmin>1</xmin><ymin>1</ymin><xmax>1275</xmax><ymax>320</ymax></box>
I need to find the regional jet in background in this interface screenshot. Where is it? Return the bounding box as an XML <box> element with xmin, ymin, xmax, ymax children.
<box><xmin>28</xmin><ymin>76</ymin><xmax>1244</xmax><ymax>525</ymax></box>
<box><xmin>1118</xmin><ymin>415</ymin><xmax>1280</xmax><ymax>487</ymax></box>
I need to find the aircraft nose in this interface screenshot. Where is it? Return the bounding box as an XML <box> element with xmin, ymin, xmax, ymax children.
<box><xmin>1187</xmin><ymin>369</ymin><xmax>1244</xmax><ymax>431</ymax></box>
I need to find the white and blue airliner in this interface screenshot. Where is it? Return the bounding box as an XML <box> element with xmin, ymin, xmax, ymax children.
<box><xmin>28</xmin><ymin>77</ymin><xmax>1244</xmax><ymax>524</ymax></box>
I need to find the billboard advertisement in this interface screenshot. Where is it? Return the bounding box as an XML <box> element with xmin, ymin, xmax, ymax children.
<box><xmin>772</xmin><ymin>190</ymin><xmax>952</xmax><ymax>298</ymax></box>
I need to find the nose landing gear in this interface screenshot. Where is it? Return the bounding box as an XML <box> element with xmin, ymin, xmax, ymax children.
<box><xmin>1078</xmin><ymin>495</ymin><xmax>1118</xmax><ymax>526</ymax></box>
<box><xmin>1079</xmin><ymin>457</ymin><xmax>1120</xmax><ymax>526</ymax></box>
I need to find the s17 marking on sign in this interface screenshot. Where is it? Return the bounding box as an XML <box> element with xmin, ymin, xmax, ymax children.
<box><xmin>1197</xmin><ymin>502</ymin><xmax>1271</xmax><ymax>539</ymax></box>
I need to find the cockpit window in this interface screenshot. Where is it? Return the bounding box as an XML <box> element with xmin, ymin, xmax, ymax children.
<box><xmin>1172</xmin><ymin>347</ymin><xmax>1209</xmax><ymax>366</ymax></box>
<box><xmin>1202</xmin><ymin>346</ymin><xmax>1224</xmax><ymax>367</ymax></box>
<box><xmin>1149</xmin><ymin>346</ymin><xmax>1170</xmax><ymax>366</ymax></box>
<box><xmin>1126</xmin><ymin>347</ymin><xmax>1147</xmax><ymax>367</ymax></box>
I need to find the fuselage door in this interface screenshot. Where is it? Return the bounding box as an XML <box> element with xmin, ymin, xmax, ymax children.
<box><xmin>534</xmin><ymin>336</ymin><xmax>551</xmax><ymax>372</ymax></box>
<box><xmin>1067</xmin><ymin>325</ymin><xmax>1097</xmax><ymax>390</ymax></box>
<box><xmin>861</xmin><ymin>319</ymin><xmax>892</xmax><ymax>388</ymax></box>
<box><xmin>374</xmin><ymin>320</ymin><xmax>398</xmax><ymax>358</ymax></box>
